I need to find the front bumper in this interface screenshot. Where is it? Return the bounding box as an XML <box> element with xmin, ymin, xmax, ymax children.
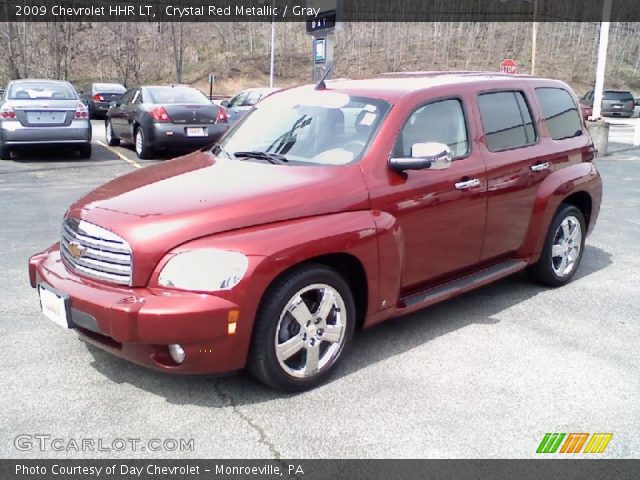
<box><xmin>29</xmin><ymin>245</ymin><xmax>246</xmax><ymax>374</ymax></box>
<box><xmin>148</xmin><ymin>123</ymin><xmax>228</xmax><ymax>149</ymax></box>
<box><xmin>1</xmin><ymin>120</ymin><xmax>91</xmax><ymax>145</ymax></box>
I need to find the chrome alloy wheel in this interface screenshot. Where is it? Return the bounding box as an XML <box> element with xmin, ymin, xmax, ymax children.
<box><xmin>551</xmin><ymin>215</ymin><xmax>582</xmax><ymax>277</ymax></box>
<box><xmin>274</xmin><ymin>284</ymin><xmax>348</xmax><ymax>379</ymax></box>
<box><xmin>135</xmin><ymin>130</ymin><xmax>143</xmax><ymax>156</ymax></box>
<box><xmin>106</xmin><ymin>122</ymin><xmax>113</xmax><ymax>143</ymax></box>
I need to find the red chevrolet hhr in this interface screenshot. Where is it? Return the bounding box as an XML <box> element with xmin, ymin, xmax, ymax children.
<box><xmin>30</xmin><ymin>73</ymin><xmax>602</xmax><ymax>391</ymax></box>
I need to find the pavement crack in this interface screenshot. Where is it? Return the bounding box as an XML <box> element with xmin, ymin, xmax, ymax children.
<box><xmin>213</xmin><ymin>381</ymin><xmax>282</xmax><ymax>459</ymax></box>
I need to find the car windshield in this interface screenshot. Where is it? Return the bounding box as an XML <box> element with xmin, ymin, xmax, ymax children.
<box><xmin>604</xmin><ymin>91</ymin><xmax>633</xmax><ymax>101</ymax></box>
<box><xmin>219</xmin><ymin>90</ymin><xmax>390</xmax><ymax>165</ymax></box>
<box><xmin>8</xmin><ymin>81</ymin><xmax>77</xmax><ymax>100</ymax></box>
<box><xmin>147</xmin><ymin>86</ymin><xmax>209</xmax><ymax>105</ymax></box>
<box><xmin>94</xmin><ymin>83</ymin><xmax>125</xmax><ymax>93</ymax></box>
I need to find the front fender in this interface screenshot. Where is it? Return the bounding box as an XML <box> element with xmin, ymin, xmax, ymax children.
<box><xmin>153</xmin><ymin>211</ymin><xmax>382</xmax><ymax>367</ymax></box>
<box><xmin>519</xmin><ymin>162</ymin><xmax>602</xmax><ymax>261</ymax></box>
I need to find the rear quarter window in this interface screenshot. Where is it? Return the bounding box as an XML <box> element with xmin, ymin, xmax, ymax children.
<box><xmin>535</xmin><ymin>88</ymin><xmax>583</xmax><ymax>141</ymax></box>
<box><xmin>477</xmin><ymin>91</ymin><xmax>536</xmax><ymax>152</ymax></box>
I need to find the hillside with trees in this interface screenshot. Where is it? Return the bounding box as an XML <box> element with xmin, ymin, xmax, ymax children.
<box><xmin>2</xmin><ymin>22</ymin><xmax>639</xmax><ymax>96</ymax></box>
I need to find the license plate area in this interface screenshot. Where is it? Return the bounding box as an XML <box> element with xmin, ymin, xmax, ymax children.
<box><xmin>186</xmin><ymin>127</ymin><xmax>206</xmax><ymax>137</ymax></box>
<box><xmin>27</xmin><ymin>111</ymin><xmax>66</xmax><ymax>124</ymax></box>
<box><xmin>38</xmin><ymin>284</ymin><xmax>71</xmax><ymax>329</ymax></box>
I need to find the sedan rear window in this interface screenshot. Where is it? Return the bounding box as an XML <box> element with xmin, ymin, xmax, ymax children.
<box><xmin>8</xmin><ymin>82</ymin><xmax>77</xmax><ymax>100</ymax></box>
<box><xmin>147</xmin><ymin>87</ymin><xmax>209</xmax><ymax>105</ymax></box>
<box><xmin>94</xmin><ymin>83</ymin><xmax>125</xmax><ymax>93</ymax></box>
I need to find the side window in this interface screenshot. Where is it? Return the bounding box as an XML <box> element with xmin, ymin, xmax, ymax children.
<box><xmin>132</xmin><ymin>90</ymin><xmax>142</xmax><ymax>104</ymax></box>
<box><xmin>535</xmin><ymin>88</ymin><xmax>583</xmax><ymax>141</ymax></box>
<box><xmin>243</xmin><ymin>91</ymin><xmax>262</xmax><ymax>107</ymax></box>
<box><xmin>394</xmin><ymin>98</ymin><xmax>469</xmax><ymax>159</ymax></box>
<box><xmin>228</xmin><ymin>92</ymin><xmax>247</xmax><ymax>108</ymax></box>
<box><xmin>477</xmin><ymin>91</ymin><xmax>536</xmax><ymax>152</ymax></box>
<box><xmin>119</xmin><ymin>89</ymin><xmax>135</xmax><ymax>106</ymax></box>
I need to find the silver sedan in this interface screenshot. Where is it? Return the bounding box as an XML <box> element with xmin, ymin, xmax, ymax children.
<box><xmin>0</xmin><ymin>79</ymin><xmax>92</xmax><ymax>159</ymax></box>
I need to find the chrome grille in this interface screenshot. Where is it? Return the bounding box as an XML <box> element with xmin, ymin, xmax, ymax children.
<box><xmin>60</xmin><ymin>217</ymin><xmax>132</xmax><ymax>286</ymax></box>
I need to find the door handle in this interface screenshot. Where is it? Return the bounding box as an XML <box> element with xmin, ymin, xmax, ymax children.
<box><xmin>531</xmin><ymin>162</ymin><xmax>550</xmax><ymax>172</ymax></box>
<box><xmin>455</xmin><ymin>178</ymin><xmax>481</xmax><ymax>190</ymax></box>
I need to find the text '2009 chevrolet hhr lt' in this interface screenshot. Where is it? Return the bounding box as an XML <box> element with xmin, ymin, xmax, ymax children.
<box><xmin>30</xmin><ymin>73</ymin><xmax>602</xmax><ymax>391</ymax></box>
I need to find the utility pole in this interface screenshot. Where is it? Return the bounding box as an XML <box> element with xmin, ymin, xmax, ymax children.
<box><xmin>531</xmin><ymin>0</ymin><xmax>542</xmax><ymax>75</ymax></box>
<box><xmin>592</xmin><ymin>0</ymin><xmax>612</xmax><ymax>120</ymax></box>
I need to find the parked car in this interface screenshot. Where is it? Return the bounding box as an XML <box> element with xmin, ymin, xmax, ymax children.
<box><xmin>29</xmin><ymin>73</ymin><xmax>601</xmax><ymax>391</ymax></box>
<box><xmin>580</xmin><ymin>89</ymin><xmax>635</xmax><ymax>118</ymax></box>
<box><xmin>84</xmin><ymin>82</ymin><xmax>126</xmax><ymax>118</ymax></box>
<box><xmin>222</xmin><ymin>87</ymin><xmax>280</xmax><ymax>124</ymax></box>
<box><xmin>0</xmin><ymin>79</ymin><xmax>91</xmax><ymax>159</ymax></box>
<box><xmin>105</xmin><ymin>85</ymin><xmax>229</xmax><ymax>159</ymax></box>
<box><xmin>633</xmin><ymin>97</ymin><xmax>640</xmax><ymax>118</ymax></box>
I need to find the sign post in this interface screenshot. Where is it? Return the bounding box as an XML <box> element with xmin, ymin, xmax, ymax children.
<box><xmin>500</xmin><ymin>59</ymin><xmax>518</xmax><ymax>75</ymax></box>
<box><xmin>306</xmin><ymin>0</ymin><xmax>343</xmax><ymax>82</ymax></box>
<box><xmin>208</xmin><ymin>74</ymin><xmax>215</xmax><ymax>100</ymax></box>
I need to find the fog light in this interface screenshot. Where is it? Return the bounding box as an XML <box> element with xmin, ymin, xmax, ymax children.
<box><xmin>168</xmin><ymin>344</ymin><xmax>185</xmax><ymax>364</ymax></box>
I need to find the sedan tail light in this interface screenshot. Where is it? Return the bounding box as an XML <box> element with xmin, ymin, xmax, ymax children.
<box><xmin>92</xmin><ymin>94</ymin><xmax>105</xmax><ymax>101</ymax></box>
<box><xmin>0</xmin><ymin>104</ymin><xmax>17</xmax><ymax>120</ymax></box>
<box><xmin>150</xmin><ymin>106</ymin><xmax>171</xmax><ymax>123</ymax></box>
<box><xmin>215</xmin><ymin>106</ymin><xmax>228</xmax><ymax>124</ymax></box>
<box><xmin>74</xmin><ymin>102</ymin><xmax>89</xmax><ymax>119</ymax></box>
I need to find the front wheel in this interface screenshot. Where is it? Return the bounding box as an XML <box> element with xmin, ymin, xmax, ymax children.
<box><xmin>527</xmin><ymin>204</ymin><xmax>586</xmax><ymax>287</ymax></box>
<box><xmin>248</xmin><ymin>265</ymin><xmax>356</xmax><ymax>392</ymax></box>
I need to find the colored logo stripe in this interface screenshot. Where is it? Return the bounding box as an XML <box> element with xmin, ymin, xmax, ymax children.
<box><xmin>559</xmin><ymin>433</ymin><xmax>589</xmax><ymax>453</ymax></box>
<box><xmin>537</xmin><ymin>433</ymin><xmax>613</xmax><ymax>454</ymax></box>
<box><xmin>536</xmin><ymin>433</ymin><xmax>566</xmax><ymax>453</ymax></box>
<box><xmin>583</xmin><ymin>433</ymin><xmax>613</xmax><ymax>453</ymax></box>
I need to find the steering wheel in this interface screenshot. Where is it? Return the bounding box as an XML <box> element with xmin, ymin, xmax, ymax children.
<box><xmin>343</xmin><ymin>140</ymin><xmax>366</xmax><ymax>153</ymax></box>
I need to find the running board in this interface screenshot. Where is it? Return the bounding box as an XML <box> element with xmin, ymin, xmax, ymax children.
<box><xmin>399</xmin><ymin>259</ymin><xmax>528</xmax><ymax>311</ymax></box>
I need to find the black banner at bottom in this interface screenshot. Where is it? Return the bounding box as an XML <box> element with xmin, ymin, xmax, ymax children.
<box><xmin>1</xmin><ymin>459</ymin><xmax>639</xmax><ymax>480</ymax></box>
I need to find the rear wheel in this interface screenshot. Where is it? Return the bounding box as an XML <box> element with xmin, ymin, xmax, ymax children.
<box><xmin>78</xmin><ymin>143</ymin><xmax>92</xmax><ymax>159</ymax></box>
<box><xmin>0</xmin><ymin>145</ymin><xmax>11</xmax><ymax>160</ymax></box>
<box><xmin>105</xmin><ymin>120</ymin><xmax>120</xmax><ymax>146</ymax></box>
<box><xmin>134</xmin><ymin>127</ymin><xmax>153</xmax><ymax>159</ymax></box>
<box><xmin>248</xmin><ymin>265</ymin><xmax>356</xmax><ymax>392</ymax></box>
<box><xmin>527</xmin><ymin>204</ymin><xmax>586</xmax><ymax>287</ymax></box>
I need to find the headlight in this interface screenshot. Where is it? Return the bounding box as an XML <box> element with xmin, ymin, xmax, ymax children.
<box><xmin>158</xmin><ymin>249</ymin><xmax>248</xmax><ymax>292</ymax></box>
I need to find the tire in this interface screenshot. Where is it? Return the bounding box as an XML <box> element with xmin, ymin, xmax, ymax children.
<box><xmin>248</xmin><ymin>264</ymin><xmax>356</xmax><ymax>392</ymax></box>
<box><xmin>134</xmin><ymin>127</ymin><xmax>153</xmax><ymax>159</ymax></box>
<box><xmin>527</xmin><ymin>204</ymin><xmax>586</xmax><ymax>287</ymax></box>
<box><xmin>0</xmin><ymin>145</ymin><xmax>11</xmax><ymax>160</ymax></box>
<box><xmin>78</xmin><ymin>143</ymin><xmax>92</xmax><ymax>159</ymax></box>
<box><xmin>105</xmin><ymin>120</ymin><xmax>120</xmax><ymax>146</ymax></box>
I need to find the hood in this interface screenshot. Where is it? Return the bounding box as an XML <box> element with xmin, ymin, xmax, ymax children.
<box><xmin>68</xmin><ymin>151</ymin><xmax>369</xmax><ymax>286</ymax></box>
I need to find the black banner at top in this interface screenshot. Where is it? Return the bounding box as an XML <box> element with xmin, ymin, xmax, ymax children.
<box><xmin>1</xmin><ymin>0</ymin><xmax>640</xmax><ymax>22</ymax></box>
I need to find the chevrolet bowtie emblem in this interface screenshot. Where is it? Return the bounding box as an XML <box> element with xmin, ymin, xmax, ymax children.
<box><xmin>68</xmin><ymin>242</ymin><xmax>86</xmax><ymax>258</ymax></box>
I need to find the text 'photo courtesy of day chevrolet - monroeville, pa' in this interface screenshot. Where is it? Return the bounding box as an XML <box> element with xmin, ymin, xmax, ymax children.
<box><xmin>1</xmin><ymin>1</ymin><xmax>640</xmax><ymax>479</ymax></box>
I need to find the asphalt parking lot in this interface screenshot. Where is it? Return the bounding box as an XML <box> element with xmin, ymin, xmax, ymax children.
<box><xmin>1</xmin><ymin>120</ymin><xmax>639</xmax><ymax>459</ymax></box>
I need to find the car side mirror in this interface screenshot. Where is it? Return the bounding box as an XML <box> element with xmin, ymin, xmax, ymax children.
<box><xmin>389</xmin><ymin>142</ymin><xmax>453</xmax><ymax>172</ymax></box>
<box><xmin>221</xmin><ymin>100</ymin><xmax>229</xmax><ymax>107</ymax></box>
<box><xmin>109</xmin><ymin>100</ymin><xmax>117</xmax><ymax>108</ymax></box>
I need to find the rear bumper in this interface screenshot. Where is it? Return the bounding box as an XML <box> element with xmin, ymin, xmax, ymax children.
<box><xmin>90</xmin><ymin>101</ymin><xmax>111</xmax><ymax>113</ymax></box>
<box><xmin>148</xmin><ymin>123</ymin><xmax>228</xmax><ymax>149</ymax></box>
<box><xmin>601</xmin><ymin>109</ymin><xmax>633</xmax><ymax>118</ymax></box>
<box><xmin>0</xmin><ymin>120</ymin><xmax>91</xmax><ymax>145</ymax></box>
<box><xmin>29</xmin><ymin>245</ymin><xmax>246</xmax><ymax>374</ymax></box>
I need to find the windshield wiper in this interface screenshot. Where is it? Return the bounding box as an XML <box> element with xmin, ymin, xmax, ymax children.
<box><xmin>233</xmin><ymin>151</ymin><xmax>289</xmax><ymax>165</ymax></box>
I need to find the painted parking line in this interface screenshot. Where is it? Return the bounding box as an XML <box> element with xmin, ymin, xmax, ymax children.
<box><xmin>95</xmin><ymin>140</ymin><xmax>142</xmax><ymax>169</ymax></box>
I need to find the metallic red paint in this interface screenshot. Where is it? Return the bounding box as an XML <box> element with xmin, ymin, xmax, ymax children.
<box><xmin>29</xmin><ymin>73</ymin><xmax>602</xmax><ymax>375</ymax></box>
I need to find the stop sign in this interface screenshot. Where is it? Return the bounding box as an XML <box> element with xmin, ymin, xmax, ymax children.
<box><xmin>500</xmin><ymin>59</ymin><xmax>518</xmax><ymax>74</ymax></box>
